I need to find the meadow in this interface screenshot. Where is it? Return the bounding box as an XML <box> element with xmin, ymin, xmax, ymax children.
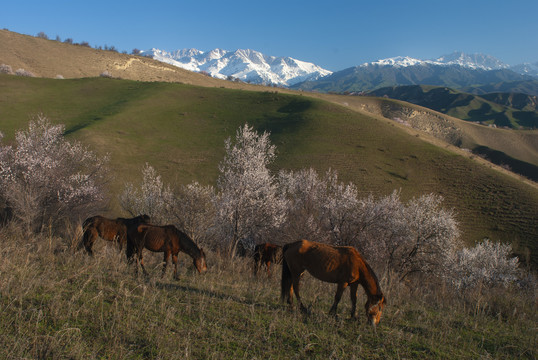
<box><xmin>0</xmin><ymin>229</ymin><xmax>535</xmax><ymax>359</ymax></box>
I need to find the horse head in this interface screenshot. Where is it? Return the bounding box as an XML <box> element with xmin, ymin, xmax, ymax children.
<box><xmin>365</xmin><ymin>294</ymin><xmax>386</xmax><ymax>327</ymax></box>
<box><xmin>194</xmin><ymin>249</ymin><xmax>208</xmax><ymax>273</ymax></box>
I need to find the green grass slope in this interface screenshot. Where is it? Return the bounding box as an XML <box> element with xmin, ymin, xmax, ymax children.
<box><xmin>1</xmin><ymin>75</ymin><xmax>537</xmax><ymax>267</ymax></box>
<box><xmin>367</xmin><ymin>85</ymin><xmax>538</xmax><ymax>129</ymax></box>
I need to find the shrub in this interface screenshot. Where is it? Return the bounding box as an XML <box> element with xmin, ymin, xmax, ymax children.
<box><xmin>120</xmin><ymin>163</ymin><xmax>174</xmax><ymax>224</ymax></box>
<box><xmin>15</xmin><ymin>69</ymin><xmax>35</xmax><ymax>77</ymax></box>
<box><xmin>173</xmin><ymin>182</ymin><xmax>216</xmax><ymax>246</ymax></box>
<box><xmin>0</xmin><ymin>115</ymin><xmax>109</xmax><ymax>234</ymax></box>
<box><xmin>356</xmin><ymin>192</ymin><xmax>461</xmax><ymax>282</ymax></box>
<box><xmin>0</xmin><ymin>64</ymin><xmax>13</xmax><ymax>74</ymax></box>
<box><xmin>445</xmin><ymin>239</ymin><xmax>520</xmax><ymax>290</ymax></box>
<box><xmin>120</xmin><ymin>166</ymin><xmax>216</xmax><ymax>248</ymax></box>
<box><xmin>36</xmin><ymin>31</ymin><xmax>48</xmax><ymax>40</ymax></box>
<box><xmin>100</xmin><ymin>71</ymin><xmax>113</xmax><ymax>78</ymax></box>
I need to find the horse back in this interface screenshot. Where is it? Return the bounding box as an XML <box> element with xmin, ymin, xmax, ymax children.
<box><xmin>284</xmin><ymin>240</ymin><xmax>361</xmax><ymax>284</ymax></box>
<box><xmin>135</xmin><ymin>224</ymin><xmax>177</xmax><ymax>252</ymax></box>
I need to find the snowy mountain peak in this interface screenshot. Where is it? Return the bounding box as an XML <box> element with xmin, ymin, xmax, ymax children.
<box><xmin>361</xmin><ymin>52</ymin><xmax>512</xmax><ymax>71</ymax></box>
<box><xmin>142</xmin><ymin>47</ymin><xmax>332</xmax><ymax>87</ymax></box>
<box><xmin>366</xmin><ymin>56</ymin><xmax>426</xmax><ymax>68</ymax></box>
<box><xmin>434</xmin><ymin>51</ymin><xmax>509</xmax><ymax>70</ymax></box>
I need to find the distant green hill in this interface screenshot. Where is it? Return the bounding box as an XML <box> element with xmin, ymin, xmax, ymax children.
<box><xmin>1</xmin><ymin>75</ymin><xmax>537</xmax><ymax>268</ymax></box>
<box><xmin>366</xmin><ymin>85</ymin><xmax>538</xmax><ymax>129</ymax></box>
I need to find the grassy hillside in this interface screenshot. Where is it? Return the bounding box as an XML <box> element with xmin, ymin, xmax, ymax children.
<box><xmin>367</xmin><ymin>85</ymin><xmax>538</xmax><ymax>129</ymax></box>
<box><xmin>1</xmin><ymin>75</ymin><xmax>537</xmax><ymax>268</ymax></box>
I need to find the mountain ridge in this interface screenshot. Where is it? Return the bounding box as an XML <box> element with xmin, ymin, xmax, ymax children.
<box><xmin>143</xmin><ymin>47</ymin><xmax>332</xmax><ymax>87</ymax></box>
<box><xmin>291</xmin><ymin>61</ymin><xmax>538</xmax><ymax>95</ymax></box>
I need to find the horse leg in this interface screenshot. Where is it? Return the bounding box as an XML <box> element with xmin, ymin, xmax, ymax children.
<box><xmin>349</xmin><ymin>282</ymin><xmax>359</xmax><ymax>318</ymax></box>
<box><xmin>292</xmin><ymin>272</ymin><xmax>308</xmax><ymax>313</ymax></box>
<box><xmin>172</xmin><ymin>254</ymin><xmax>179</xmax><ymax>280</ymax></box>
<box><xmin>162</xmin><ymin>250</ymin><xmax>171</xmax><ymax>278</ymax></box>
<box><xmin>138</xmin><ymin>250</ymin><xmax>149</xmax><ymax>278</ymax></box>
<box><xmin>83</xmin><ymin>229</ymin><xmax>97</xmax><ymax>256</ymax></box>
<box><xmin>329</xmin><ymin>283</ymin><xmax>348</xmax><ymax>316</ymax></box>
<box><xmin>266</xmin><ymin>261</ymin><xmax>271</xmax><ymax>276</ymax></box>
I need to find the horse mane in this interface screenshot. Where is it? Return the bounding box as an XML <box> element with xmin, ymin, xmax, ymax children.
<box><xmin>172</xmin><ymin>227</ymin><xmax>203</xmax><ymax>258</ymax></box>
<box><xmin>361</xmin><ymin>256</ymin><xmax>384</xmax><ymax>299</ymax></box>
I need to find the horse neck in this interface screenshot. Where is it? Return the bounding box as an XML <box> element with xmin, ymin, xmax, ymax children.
<box><xmin>359</xmin><ymin>261</ymin><xmax>383</xmax><ymax>300</ymax></box>
<box><xmin>176</xmin><ymin>229</ymin><xmax>202</xmax><ymax>259</ymax></box>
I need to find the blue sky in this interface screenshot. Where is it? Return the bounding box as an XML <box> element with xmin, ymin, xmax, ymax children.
<box><xmin>2</xmin><ymin>0</ymin><xmax>537</xmax><ymax>71</ymax></box>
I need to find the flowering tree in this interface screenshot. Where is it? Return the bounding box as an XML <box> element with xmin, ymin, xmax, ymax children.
<box><xmin>121</xmin><ymin>165</ymin><xmax>216</xmax><ymax>247</ymax></box>
<box><xmin>278</xmin><ymin>168</ymin><xmax>362</xmax><ymax>245</ymax></box>
<box><xmin>174</xmin><ymin>181</ymin><xmax>216</xmax><ymax>245</ymax></box>
<box><xmin>120</xmin><ymin>163</ymin><xmax>174</xmax><ymax>224</ymax></box>
<box><xmin>0</xmin><ymin>115</ymin><xmax>108</xmax><ymax>233</ymax></box>
<box><xmin>215</xmin><ymin>124</ymin><xmax>286</xmax><ymax>256</ymax></box>
<box><xmin>357</xmin><ymin>193</ymin><xmax>460</xmax><ymax>281</ymax></box>
<box><xmin>445</xmin><ymin>239</ymin><xmax>520</xmax><ymax>290</ymax></box>
<box><xmin>278</xmin><ymin>168</ymin><xmax>327</xmax><ymax>243</ymax></box>
<box><xmin>321</xmin><ymin>170</ymin><xmax>362</xmax><ymax>245</ymax></box>
<box><xmin>396</xmin><ymin>194</ymin><xmax>460</xmax><ymax>279</ymax></box>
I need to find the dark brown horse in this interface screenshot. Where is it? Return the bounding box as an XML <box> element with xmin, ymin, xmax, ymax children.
<box><xmin>281</xmin><ymin>239</ymin><xmax>386</xmax><ymax>326</ymax></box>
<box><xmin>253</xmin><ymin>243</ymin><xmax>283</xmax><ymax>276</ymax></box>
<box><xmin>82</xmin><ymin>214</ymin><xmax>150</xmax><ymax>256</ymax></box>
<box><xmin>128</xmin><ymin>224</ymin><xmax>207</xmax><ymax>279</ymax></box>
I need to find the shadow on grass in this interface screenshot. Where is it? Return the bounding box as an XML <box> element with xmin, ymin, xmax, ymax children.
<box><xmin>473</xmin><ymin>145</ymin><xmax>538</xmax><ymax>182</ymax></box>
<box><xmin>155</xmin><ymin>281</ymin><xmax>284</xmax><ymax>311</ymax></box>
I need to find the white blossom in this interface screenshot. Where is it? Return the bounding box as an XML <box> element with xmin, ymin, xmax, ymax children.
<box><xmin>215</xmin><ymin>124</ymin><xmax>287</xmax><ymax>256</ymax></box>
<box><xmin>445</xmin><ymin>239</ymin><xmax>520</xmax><ymax>290</ymax></box>
<box><xmin>0</xmin><ymin>115</ymin><xmax>108</xmax><ymax>232</ymax></box>
<box><xmin>120</xmin><ymin>163</ymin><xmax>174</xmax><ymax>224</ymax></box>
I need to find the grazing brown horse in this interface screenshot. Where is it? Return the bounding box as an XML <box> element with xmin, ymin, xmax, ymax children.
<box><xmin>281</xmin><ymin>239</ymin><xmax>386</xmax><ymax>326</ymax></box>
<box><xmin>128</xmin><ymin>224</ymin><xmax>207</xmax><ymax>279</ymax></box>
<box><xmin>82</xmin><ymin>214</ymin><xmax>150</xmax><ymax>256</ymax></box>
<box><xmin>253</xmin><ymin>243</ymin><xmax>283</xmax><ymax>276</ymax></box>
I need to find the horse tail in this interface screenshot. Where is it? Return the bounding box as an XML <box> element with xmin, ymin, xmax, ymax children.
<box><xmin>280</xmin><ymin>244</ymin><xmax>293</xmax><ymax>303</ymax></box>
<box><xmin>253</xmin><ymin>244</ymin><xmax>262</xmax><ymax>274</ymax></box>
<box><xmin>81</xmin><ymin>217</ymin><xmax>95</xmax><ymax>255</ymax></box>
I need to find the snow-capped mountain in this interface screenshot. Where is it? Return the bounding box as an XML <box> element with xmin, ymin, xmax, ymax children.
<box><xmin>292</xmin><ymin>51</ymin><xmax>538</xmax><ymax>95</ymax></box>
<box><xmin>362</xmin><ymin>51</ymin><xmax>534</xmax><ymax>75</ymax></box>
<box><xmin>434</xmin><ymin>52</ymin><xmax>510</xmax><ymax>70</ymax></box>
<box><xmin>510</xmin><ymin>61</ymin><xmax>538</xmax><ymax>78</ymax></box>
<box><xmin>143</xmin><ymin>48</ymin><xmax>332</xmax><ymax>87</ymax></box>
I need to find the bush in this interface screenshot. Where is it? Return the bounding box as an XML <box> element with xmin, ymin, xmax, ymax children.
<box><xmin>120</xmin><ymin>163</ymin><xmax>175</xmax><ymax>224</ymax></box>
<box><xmin>445</xmin><ymin>239</ymin><xmax>521</xmax><ymax>290</ymax></box>
<box><xmin>120</xmin><ymin>165</ymin><xmax>216</xmax><ymax>247</ymax></box>
<box><xmin>100</xmin><ymin>71</ymin><xmax>112</xmax><ymax>78</ymax></box>
<box><xmin>0</xmin><ymin>64</ymin><xmax>13</xmax><ymax>74</ymax></box>
<box><xmin>36</xmin><ymin>31</ymin><xmax>48</xmax><ymax>40</ymax></box>
<box><xmin>0</xmin><ymin>115</ymin><xmax>109</xmax><ymax>233</ymax></box>
<box><xmin>15</xmin><ymin>69</ymin><xmax>35</xmax><ymax>77</ymax></box>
